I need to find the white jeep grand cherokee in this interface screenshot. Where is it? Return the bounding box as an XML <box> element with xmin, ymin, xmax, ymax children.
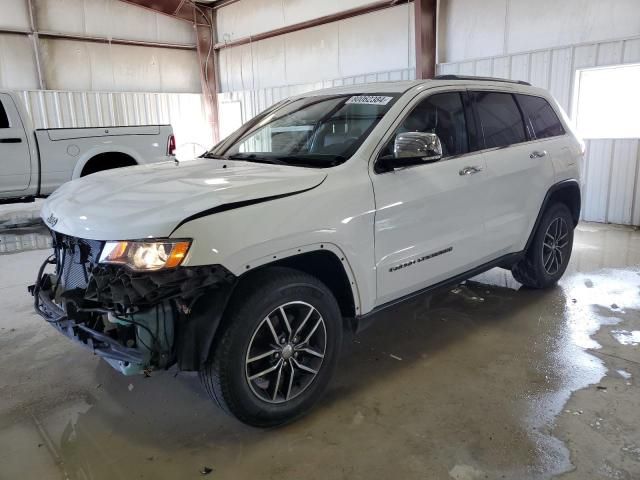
<box><xmin>32</xmin><ymin>76</ymin><xmax>583</xmax><ymax>426</ymax></box>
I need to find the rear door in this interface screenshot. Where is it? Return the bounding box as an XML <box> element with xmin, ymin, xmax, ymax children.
<box><xmin>0</xmin><ymin>93</ymin><xmax>31</xmax><ymax>193</ymax></box>
<box><xmin>470</xmin><ymin>90</ymin><xmax>555</xmax><ymax>256</ymax></box>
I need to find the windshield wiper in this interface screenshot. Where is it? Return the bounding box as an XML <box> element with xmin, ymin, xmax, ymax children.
<box><xmin>227</xmin><ymin>153</ymin><xmax>289</xmax><ymax>165</ymax></box>
<box><xmin>201</xmin><ymin>152</ymin><xmax>228</xmax><ymax>160</ymax></box>
<box><xmin>274</xmin><ymin>154</ymin><xmax>346</xmax><ymax>168</ymax></box>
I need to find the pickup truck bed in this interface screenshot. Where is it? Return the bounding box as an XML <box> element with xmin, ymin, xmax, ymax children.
<box><xmin>0</xmin><ymin>90</ymin><xmax>174</xmax><ymax>201</ymax></box>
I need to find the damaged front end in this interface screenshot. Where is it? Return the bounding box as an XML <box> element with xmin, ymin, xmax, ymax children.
<box><xmin>30</xmin><ymin>232</ymin><xmax>236</xmax><ymax>375</ymax></box>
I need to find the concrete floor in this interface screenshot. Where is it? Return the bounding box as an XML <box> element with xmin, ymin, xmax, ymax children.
<box><xmin>0</xmin><ymin>211</ymin><xmax>639</xmax><ymax>480</ymax></box>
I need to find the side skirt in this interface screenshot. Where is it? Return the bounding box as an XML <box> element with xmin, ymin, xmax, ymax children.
<box><xmin>354</xmin><ymin>251</ymin><xmax>524</xmax><ymax>333</ymax></box>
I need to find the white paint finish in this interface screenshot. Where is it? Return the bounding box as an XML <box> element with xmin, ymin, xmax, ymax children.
<box><xmin>19</xmin><ymin>89</ymin><xmax>211</xmax><ymax>160</ymax></box>
<box><xmin>426</xmin><ymin>35</ymin><xmax>640</xmax><ymax>225</ymax></box>
<box><xmin>34</xmin><ymin>0</ymin><xmax>195</xmax><ymax>45</ymax></box>
<box><xmin>0</xmin><ymin>34</ymin><xmax>39</xmax><ymax>90</ymax></box>
<box><xmin>507</xmin><ymin>0</ymin><xmax>640</xmax><ymax>55</ymax></box>
<box><xmin>40</xmin><ymin>80</ymin><xmax>582</xmax><ymax>316</ymax></box>
<box><xmin>39</xmin><ymin>39</ymin><xmax>200</xmax><ymax>93</ymax></box>
<box><xmin>607</xmin><ymin>140</ymin><xmax>639</xmax><ymax>225</ymax></box>
<box><xmin>438</xmin><ymin>0</ymin><xmax>507</xmax><ymax>63</ymax></box>
<box><xmin>0</xmin><ymin>0</ymin><xmax>31</xmax><ymax>30</ymax></box>
<box><xmin>0</xmin><ymin>89</ymin><xmax>175</xmax><ymax>199</ymax></box>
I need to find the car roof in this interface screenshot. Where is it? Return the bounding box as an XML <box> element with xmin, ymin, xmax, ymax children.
<box><xmin>293</xmin><ymin>78</ymin><xmax>550</xmax><ymax>99</ymax></box>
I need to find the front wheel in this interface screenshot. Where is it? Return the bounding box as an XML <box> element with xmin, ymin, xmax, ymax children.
<box><xmin>511</xmin><ymin>202</ymin><xmax>574</xmax><ymax>288</ymax></box>
<box><xmin>199</xmin><ymin>267</ymin><xmax>343</xmax><ymax>427</ymax></box>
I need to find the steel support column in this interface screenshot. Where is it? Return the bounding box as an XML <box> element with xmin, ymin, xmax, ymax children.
<box><xmin>194</xmin><ymin>7</ymin><xmax>220</xmax><ymax>144</ymax></box>
<box><xmin>414</xmin><ymin>0</ymin><xmax>437</xmax><ymax>79</ymax></box>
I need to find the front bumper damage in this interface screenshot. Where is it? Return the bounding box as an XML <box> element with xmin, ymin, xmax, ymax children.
<box><xmin>30</xmin><ymin>232</ymin><xmax>236</xmax><ymax>375</ymax></box>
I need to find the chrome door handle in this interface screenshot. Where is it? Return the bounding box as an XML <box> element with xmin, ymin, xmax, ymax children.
<box><xmin>459</xmin><ymin>166</ymin><xmax>483</xmax><ymax>176</ymax></box>
<box><xmin>530</xmin><ymin>150</ymin><xmax>547</xmax><ymax>158</ymax></box>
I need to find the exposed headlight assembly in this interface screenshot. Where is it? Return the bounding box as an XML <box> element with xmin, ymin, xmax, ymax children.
<box><xmin>99</xmin><ymin>239</ymin><xmax>191</xmax><ymax>271</ymax></box>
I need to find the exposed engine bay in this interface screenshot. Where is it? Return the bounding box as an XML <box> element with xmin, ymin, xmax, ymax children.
<box><xmin>30</xmin><ymin>231</ymin><xmax>236</xmax><ymax>375</ymax></box>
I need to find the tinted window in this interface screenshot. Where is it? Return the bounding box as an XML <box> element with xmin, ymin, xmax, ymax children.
<box><xmin>381</xmin><ymin>92</ymin><xmax>469</xmax><ymax>158</ymax></box>
<box><xmin>0</xmin><ymin>100</ymin><xmax>8</xmax><ymax>129</ymax></box>
<box><xmin>473</xmin><ymin>92</ymin><xmax>527</xmax><ymax>148</ymax></box>
<box><xmin>516</xmin><ymin>94</ymin><xmax>565</xmax><ymax>139</ymax></box>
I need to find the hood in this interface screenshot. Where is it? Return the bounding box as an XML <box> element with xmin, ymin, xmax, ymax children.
<box><xmin>41</xmin><ymin>159</ymin><xmax>327</xmax><ymax>240</ymax></box>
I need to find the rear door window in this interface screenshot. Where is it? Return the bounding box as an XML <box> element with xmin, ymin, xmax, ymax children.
<box><xmin>0</xmin><ymin>100</ymin><xmax>9</xmax><ymax>128</ymax></box>
<box><xmin>516</xmin><ymin>94</ymin><xmax>565</xmax><ymax>139</ymax></box>
<box><xmin>472</xmin><ymin>91</ymin><xmax>527</xmax><ymax>149</ymax></box>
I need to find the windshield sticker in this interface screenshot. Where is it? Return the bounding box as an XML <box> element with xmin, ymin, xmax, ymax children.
<box><xmin>346</xmin><ymin>95</ymin><xmax>393</xmax><ymax>106</ymax></box>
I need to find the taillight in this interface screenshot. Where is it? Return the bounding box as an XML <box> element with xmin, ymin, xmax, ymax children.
<box><xmin>167</xmin><ymin>134</ymin><xmax>176</xmax><ymax>156</ymax></box>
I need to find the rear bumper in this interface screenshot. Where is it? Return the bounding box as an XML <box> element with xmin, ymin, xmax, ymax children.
<box><xmin>30</xmin><ymin>256</ymin><xmax>146</xmax><ymax>365</ymax></box>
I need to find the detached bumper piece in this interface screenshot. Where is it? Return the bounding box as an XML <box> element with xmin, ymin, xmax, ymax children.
<box><xmin>30</xmin><ymin>232</ymin><xmax>236</xmax><ymax>375</ymax></box>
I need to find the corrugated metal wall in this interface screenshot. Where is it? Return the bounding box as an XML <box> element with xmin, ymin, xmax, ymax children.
<box><xmin>15</xmin><ymin>90</ymin><xmax>213</xmax><ymax>160</ymax></box>
<box><xmin>438</xmin><ymin>35</ymin><xmax>640</xmax><ymax>226</ymax></box>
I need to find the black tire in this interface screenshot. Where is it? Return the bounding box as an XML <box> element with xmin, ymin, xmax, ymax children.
<box><xmin>199</xmin><ymin>267</ymin><xmax>343</xmax><ymax>427</ymax></box>
<box><xmin>512</xmin><ymin>202</ymin><xmax>574</xmax><ymax>288</ymax></box>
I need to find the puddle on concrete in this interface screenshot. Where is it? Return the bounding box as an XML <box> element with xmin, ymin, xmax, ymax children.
<box><xmin>1</xmin><ymin>222</ymin><xmax>639</xmax><ymax>479</ymax></box>
<box><xmin>610</xmin><ymin>329</ymin><xmax>640</xmax><ymax>346</ymax></box>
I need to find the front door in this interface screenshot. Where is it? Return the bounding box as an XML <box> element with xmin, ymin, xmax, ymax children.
<box><xmin>371</xmin><ymin>90</ymin><xmax>492</xmax><ymax>306</ymax></box>
<box><xmin>0</xmin><ymin>93</ymin><xmax>31</xmax><ymax>193</ymax></box>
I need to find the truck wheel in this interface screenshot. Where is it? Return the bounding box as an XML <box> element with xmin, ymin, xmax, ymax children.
<box><xmin>512</xmin><ymin>202</ymin><xmax>574</xmax><ymax>288</ymax></box>
<box><xmin>199</xmin><ymin>267</ymin><xmax>343</xmax><ymax>427</ymax></box>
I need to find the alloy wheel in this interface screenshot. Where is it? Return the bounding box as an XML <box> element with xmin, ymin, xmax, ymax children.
<box><xmin>542</xmin><ymin>217</ymin><xmax>569</xmax><ymax>275</ymax></box>
<box><xmin>245</xmin><ymin>301</ymin><xmax>327</xmax><ymax>404</ymax></box>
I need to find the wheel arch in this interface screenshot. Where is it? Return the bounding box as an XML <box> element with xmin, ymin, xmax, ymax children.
<box><xmin>71</xmin><ymin>146</ymin><xmax>142</xmax><ymax>178</ymax></box>
<box><xmin>525</xmin><ymin>179</ymin><xmax>581</xmax><ymax>251</ymax></box>
<box><xmin>177</xmin><ymin>246</ymin><xmax>360</xmax><ymax>372</ymax></box>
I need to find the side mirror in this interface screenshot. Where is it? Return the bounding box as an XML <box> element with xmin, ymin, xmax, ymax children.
<box><xmin>392</xmin><ymin>132</ymin><xmax>443</xmax><ymax>166</ymax></box>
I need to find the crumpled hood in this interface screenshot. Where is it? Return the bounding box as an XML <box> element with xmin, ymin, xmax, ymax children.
<box><xmin>41</xmin><ymin>158</ymin><xmax>327</xmax><ymax>240</ymax></box>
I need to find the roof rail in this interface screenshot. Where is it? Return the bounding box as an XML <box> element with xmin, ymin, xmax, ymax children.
<box><xmin>434</xmin><ymin>75</ymin><xmax>532</xmax><ymax>86</ymax></box>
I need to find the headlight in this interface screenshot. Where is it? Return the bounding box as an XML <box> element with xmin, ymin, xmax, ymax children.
<box><xmin>99</xmin><ymin>239</ymin><xmax>191</xmax><ymax>271</ymax></box>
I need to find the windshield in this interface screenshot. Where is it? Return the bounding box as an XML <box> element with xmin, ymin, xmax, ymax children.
<box><xmin>210</xmin><ymin>93</ymin><xmax>399</xmax><ymax>168</ymax></box>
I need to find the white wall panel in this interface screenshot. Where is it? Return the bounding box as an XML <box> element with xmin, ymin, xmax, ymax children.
<box><xmin>34</xmin><ymin>0</ymin><xmax>195</xmax><ymax>45</ymax></box>
<box><xmin>17</xmin><ymin>90</ymin><xmax>212</xmax><ymax>159</ymax></box>
<box><xmin>440</xmin><ymin>0</ymin><xmax>640</xmax><ymax>63</ymax></box>
<box><xmin>218</xmin><ymin>4</ymin><xmax>414</xmax><ymax>92</ymax></box>
<box><xmin>0</xmin><ymin>0</ymin><xmax>31</xmax><ymax>30</ymax></box>
<box><xmin>0</xmin><ymin>34</ymin><xmax>39</xmax><ymax>90</ymax></box>
<box><xmin>438</xmin><ymin>35</ymin><xmax>640</xmax><ymax>225</ymax></box>
<box><xmin>438</xmin><ymin>0</ymin><xmax>507</xmax><ymax>63</ymax></box>
<box><xmin>216</xmin><ymin>0</ymin><xmax>377</xmax><ymax>42</ymax></box>
<box><xmin>39</xmin><ymin>39</ymin><xmax>200</xmax><ymax>93</ymax></box>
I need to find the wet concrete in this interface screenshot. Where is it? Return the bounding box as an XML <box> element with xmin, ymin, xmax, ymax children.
<box><xmin>0</xmin><ymin>212</ymin><xmax>638</xmax><ymax>479</ymax></box>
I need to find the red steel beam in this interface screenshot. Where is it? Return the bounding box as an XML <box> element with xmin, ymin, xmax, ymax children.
<box><xmin>119</xmin><ymin>0</ymin><xmax>195</xmax><ymax>23</ymax></box>
<box><xmin>213</xmin><ymin>0</ymin><xmax>411</xmax><ymax>50</ymax></box>
<box><xmin>414</xmin><ymin>0</ymin><xmax>437</xmax><ymax>79</ymax></box>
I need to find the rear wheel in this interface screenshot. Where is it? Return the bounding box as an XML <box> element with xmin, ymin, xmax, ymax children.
<box><xmin>512</xmin><ymin>203</ymin><xmax>574</xmax><ymax>288</ymax></box>
<box><xmin>199</xmin><ymin>267</ymin><xmax>343</xmax><ymax>427</ymax></box>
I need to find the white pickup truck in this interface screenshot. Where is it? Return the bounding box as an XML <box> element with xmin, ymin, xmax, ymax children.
<box><xmin>0</xmin><ymin>90</ymin><xmax>175</xmax><ymax>202</ymax></box>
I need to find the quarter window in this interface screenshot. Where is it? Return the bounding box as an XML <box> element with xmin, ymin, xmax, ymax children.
<box><xmin>473</xmin><ymin>92</ymin><xmax>527</xmax><ymax>149</ymax></box>
<box><xmin>0</xmin><ymin>100</ymin><xmax>8</xmax><ymax>129</ymax></box>
<box><xmin>381</xmin><ymin>92</ymin><xmax>469</xmax><ymax>159</ymax></box>
<box><xmin>516</xmin><ymin>94</ymin><xmax>565</xmax><ymax>139</ymax></box>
